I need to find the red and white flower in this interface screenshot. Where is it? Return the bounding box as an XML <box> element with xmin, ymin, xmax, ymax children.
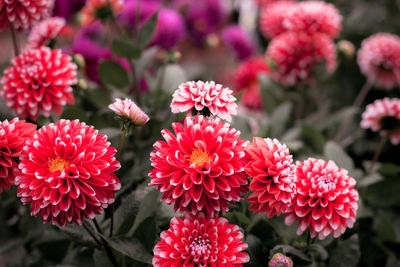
<box><xmin>109</xmin><ymin>98</ymin><xmax>149</xmax><ymax>126</ymax></box>
<box><xmin>0</xmin><ymin>118</ymin><xmax>36</xmax><ymax>192</ymax></box>
<box><xmin>153</xmin><ymin>214</ymin><xmax>249</xmax><ymax>267</ymax></box>
<box><xmin>81</xmin><ymin>0</ymin><xmax>124</xmax><ymax>26</ymax></box>
<box><xmin>361</xmin><ymin>98</ymin><xmax>400</xmax><ymax>145</ymax></box>
<box><xmin>245</xmin><ymin>137</ymin><xmax>296</xmax><ymax>218</ymax></box>
<box><xmin>149</xmin><ymin>116</ymin><xmax>248</xmax><ymax>217</ymax></box>
<box><xmin>28</xmin><ymin>17</ymin><xmax>66</xmax><ymax>49</ymax></box>
<box><xmin>171</xmin><ymin>81</ymin><xmax>238</xmax><ymax>122</ymax></box>
<box><xmin>285</xmin><ymin>158</ymin><xmax>359</xmax><ymax>240</ymax></box>
<box><xmin>15</xmin><ymin>119</ymin><xmax>121</xmax><ymax>226</ymax></box>
<box><xmin>259</xmin><ymin>1</ymin><xmax>295</xmax><ymax>39</ymax></box>
<box><xmin>0</xmin><ymin>47</ymin><xmax>77</xmax><ymax>121</ymax></box>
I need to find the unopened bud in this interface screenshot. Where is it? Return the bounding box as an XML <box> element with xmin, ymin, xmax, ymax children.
<box><xmin>268</xmin><ymin>253</ymin><xmax>293</xmax><ymax>267</ymax></box>
<box><xmin>337</xmin><ymin>40</ymin><xmax>355</xmax><ymax>59</ymax></box>
<box><xmin>206</xmin><ymin>33</ymin><xmax>220</xmax><ymax>48</ymax></box>
<box><xmin>77</xmin><ymin>79</ymin><xmax>88</xmax><ymax>90</ymax></box>
<box><xmin>73</xmin><ymin>54</ymin><xmax>86</xmax><ymax>70</ymax></box>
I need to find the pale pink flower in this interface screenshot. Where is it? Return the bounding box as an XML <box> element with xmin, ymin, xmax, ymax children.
<box><xmin>109</xmin><ymin>98</ymin><xmax>149</xmax><ymax>126</ymax></box>
<box><xmin>28</xmin><ymin>17</ymin><xmax>66</xmax><ymax>49</ymax></box>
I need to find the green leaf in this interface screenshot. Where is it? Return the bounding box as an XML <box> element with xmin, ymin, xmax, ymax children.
<box><xmin>98</xmin><ymin>60</ymin><xmax>130</xmax><ymax>90</ymax></box>
<box><xmin>375</xmin><ymin>210</ymin><xmax>397</xmax><ymax>242</ymax></box>
<box><xmin>112</xmin><ymin>38</ymin><xmax>141</xmax><ymax>59</ymax></box>
<box><xmin>378</xmin><ymin>163</ymin><xmax>400</xmax><ymax>176</ymax></box>
<box><xmin>269</xmin><ymin>102</ymin><xmax>293</xmax><ymax>137</ymax></box>
<box><xmin>302</xmin><ymin>124</ymin><xmax>325</xmax><ymax>154</ymax></box>
<box><xmin>93</xmin><ymin>249</ymin><xmax>112</xmax><ymax>267</ymax></box>
<box><xmin>61</xmin><ymin>106</ymin><xmax>89</xmax><ymax>122</ymax></box>
<box><xmin>0</xmin><ymin>238</ymin><xmax>23</xmax><ymax>254</ymax></box>
<box><xmin>259</xmin><ymin>74</ymin><xmax>284</xmax><ymax>113</ymax></box>
<box><xmin>324</xmin><ymin>141</ymin><xmax>354</xmax><ymax>171</ymax></box>
<box><xmin>114</xmin><ymin>191</ymin><xmax>141</xmax><ymax>236</ymax></box>
<box><xmin>138</xmin><ymin>12</ymin><xmax>159</xmax><ymax>48</ymax></box>
<box><xmin>106</xmin><ymin>237</ymin><xmax>152</xmax><ymax>264</ymax></box>
<box><xmin>271</xmin><ymin>244</ymin><xmax>310</xmax><ymax>262</ymax></box>
<box><xmin>363</xmin><ymin>178</ymin><xmax>400</xmax><ymax>207</ymax></box>
<box><xmin>329</xmin><ymin>234</ymin><xmax>360</xmax><ymax>267</ymax></box>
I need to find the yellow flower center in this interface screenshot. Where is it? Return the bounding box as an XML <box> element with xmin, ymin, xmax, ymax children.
<box><xmin>189</xmin><ymin>148</ymin><xmax>211</xmax><ymax>167</ymax></box>
<box><xmin>48</xmin><ymin>158</ymin><xmax>70</xmax><ymax>172</ymax></box>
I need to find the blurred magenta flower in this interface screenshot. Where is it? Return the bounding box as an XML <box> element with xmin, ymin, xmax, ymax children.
<box><xmin>53</xmin><ymin>0</ymin><xmax>86</xmax><ymax>21</ymax></box>
<box><xmin>150</xmin><ymin>9</ymin><xmax>185</xmax><ymax>50</ymax></box>
<box><xmin>221</xmin><ymin>25</ymin><xmax>255</xmax><ymax>61</ymax></box>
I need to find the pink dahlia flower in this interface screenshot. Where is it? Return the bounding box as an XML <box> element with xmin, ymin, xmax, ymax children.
<box><xmin>0</xmin><ymin>47</ymin><xmax>77</xmax><ymax>121</ymax></box>
<box><xmin>285</xmin><ymin>158</ymin><xmax>359</xmax><ymax>240</ymax></box>
<box><xmin>266</xmin><ymin>32</ymin><xmax>336</xmax><ymax>86</ymax></box>
<box><xmin>153</xmin><ymin>214</ymin><xmax>249</xmax><ymax>266</ymax></box>
<box><xmin>15</xmin><ymin>119</ymin><xmax>121</xmax><ymax>226</ymax></box>
<box><xmin>81</xmin><ymin>0</ymin><xmax>124</xmax><ymax>26</ymax></box>
<box><xmin>28</xmin><ymin>17</ymin><xmax>66</xmax><ymax>49</ymax></box>
<box><xmin>149</xmin><ymin>116</ymin><xmax>248</xmax><ymax>217</ymax></box>
<box><xmin>0</xmin><ymin>118</ymin><xmax>36</xmax><ymax>192</ymax></box>
<box><xmin>259</xmin><ymin>1</ymin><xmax>295</xmax><ymax>39</ymax></box>
<box><xmin>0</xmin><ymin>0</ymin><xmax>52</xmax><ymax>30</ymax></box>
<box><xmin>285</xmin><ymin>1</ymin><xmax>342</xmax><ymax>38</ymax></box>
<box><xmin>171</xmin><ymin>81</ymin><xmax>238</xmax><ymax>122</ymax></box>
<box><xmin>357</xmin><ymin>33</ymin><xmax>400</xmax><ymax>89</ymax></box>
<box><xmin>245</xmin><ymin>137</ymin><xmax>296</xmax><ymax>218</ymax></box>
<box><xmin>109</xmin><ymin>98</ymin><xmax>149</xmax><ymax>126</ymax></box>
<box><xmin>361</xmin><ymin>98</ymin><xmax>400</xmax><ymax>145</ymax></box>
<box><xmin>254</xmin><ymin>0</ymin><xmax>290</xmax><ymax>8</ymax></box>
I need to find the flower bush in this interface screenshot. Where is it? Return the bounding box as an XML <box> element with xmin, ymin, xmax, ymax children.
<box><xmin>0</xmin><ymin>0</ymin><xmax>399</xmax><ymax>266</ymax></box>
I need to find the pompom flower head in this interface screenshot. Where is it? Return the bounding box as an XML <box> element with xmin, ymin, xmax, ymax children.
<box><xmin>28</xmin><ymin>17</ymin><xmax>66</xmax><ymax>49</ymax></box>
<box><xmin>245</xmin><ymin>138</ymin><xmax>296</xmax><ymax>218</ymax></box>
<box><xmin>1</xmin><ymin>47</ymin><xmax>77</xmax><ymax>121</ymax></box>
<box><xmin>361</xmin><ymin>98</ymin><xmax>400</xmax><ymax>145</ymax></box>
<box><xmin>15</xmin><ymin>119</ymin><xmax>121</xmax><ymax>226</ymax></box>
<box><xmin>0</xmin><ymin>0</ymin><xmax>52</xmax><ymax>30</ymax></box>
<box><xmin>171</xmin><ymin>81</ymin><xmax>238</xmax><ymax>122</ymax></box>
<box><xmin>149</xmin><ymin>116</ymin><xmax>248</xmax><ymax>217</ymax></box>
<box><xmin>266</xmin><ymin>32</ymin><xmax>336</xmax><ymax>86</ymax></box>
<box><xmin>285</xmin><ymin>1</ymin><xmax>342</xmax><ymax>38</ymax></box>
<box><xmin>153</xmin><ymin>214</ymin><xmax>249</xmax><ymax>266</ymax></box>
<box><xmin>81</xmin><ymin>0</ymin><xmax>124</xmax><ymax>26</ymax></box>
<box><xmin>109</xmin><ymin>98</ymin><xmax>149</xmax><ymax>126</ymax></box>
<box><xmin>0</xmin><ymin>118</ymin><xmax>36</xmax><ymax>192</ymax></box>
<box><xmin>259</xmin><ymin>1</ymin><xmax>295</xmax><ymax>39</ymax></box>
<box><xmin>150</xmin><ymin>9</ymin><xmax>185</xmax><ymax>50</ymax></box>
<box><xmin>285</xmin><ymin>158</ymin><xmax>359</xmax><ymax>240</ymax></box>
<box><xmin>221</xmin><ymin>25</ymin><xmax>255</xmax><ymax>61</ymax></box>
<box><xmin>357</xmin><ymin>33</ymin><xmax>400</xmax><ymax>89</ymax></box>
<box><xmin>269</xmin><ymin>253</ymin><xmax>293</xmax><ymax>267</ymax></box>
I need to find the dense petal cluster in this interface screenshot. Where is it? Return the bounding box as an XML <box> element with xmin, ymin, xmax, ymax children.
<box><xmin>150</xmin><ymin>9</ymin><xmax>185</xmax><ymax>50</ymax></box>
<box><xmin>266</xmin><ymin>32</ymin><xmax>336</xmax><ymax>86</ymax></box>
<box><xmin>28</xmin><ymin>17</ymin><xmax>66</xmax><ymax>49</ymax></box>
<box><xmin>259</xmin><ymin>1</ymin><xmax>295</xmax><ymax>39</ymax></box>
<box><xmin>0</xmin><ymin>0</ymin><xmax>52</xmax><ymax>30</ymax></box>
<box><xmin>268</xmin><ymin>253</ymin><xmax>293</xmax><ymax>267</ymax></box>
<box><xmin>15</xmin><ymin>119</ymin><xmax>121</xmax><ymax>226</ymax></box>
<box><xmin>153</xmin><ymin>214</ymin><xmax>249</xmax><ymax>266</ymax></box>
<box><xmin>81</xmin><ymin>0</ymin><xmax>124</xmax><ymax>26</ymax></box>
<box><xmin>0</xmin><ymin>47</ymin><xmax>77</xmax><ymax>121</ymax></box>
<box><xmin>285</xmin><ymin>1</ymin><xmax>342</xmax><ymax>38</ymax></box>
<box><xmin>361</xmin><ymin>98</ymin><xmax>400</xmax><ymax>145</ymax></box>
<box><xmin>234</xmin><ymin>57</ymin><xmax>269</xmax><ymax>110</ymax></box>
<box><xmin>221</xmin><ymin>25</ymin><xmax>255</xmax><ymax>61</ymax></box>
<box><xmin>149</xmin><ymin>116</ymin><xmax>248</xmax><ymax>217</ymax></box>
<box><xmin>109</xmin><ymin>98</ymin><xmax>149</xmax><ymax>126</ymax></box>
<box><xmin>357</xmin><ymin>33</ymin><xmax>400</xmax><ymax>89</ymax></box>
<box><xmin>285</xmin><ymin>158</ymin><xmax>359</xmax><ymax>239</ymax></box>
<box><xmin>245</xmin><ymin>138</ymin><xmax>296</xmax><ymax>218</ymax></box>
<box><xmin>0</xmin><ymin>119</ymin><xmax>36</xmax><ymax>192</ymax></box>
<box><xmin>171</xmin><ymin>81</ymin><xmax>238</xmax><ymax>122</ymax></box>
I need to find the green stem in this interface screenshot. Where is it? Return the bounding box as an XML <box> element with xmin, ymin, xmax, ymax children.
<box><xmin>10</xmin><ymin>23</ymin><xmax>20</xmax><ymax>56</ymax></box>
<box><xmin>368</xmin><ymin>133</ymin><xmax>388</xmax><ymax>173</ymax></box>
<box><xmin>82</xmin><ymin>221</ymin><xmax>102</xmax><ymax>247</ymax></box>
<box><xmin>153</xmin><ymin>63</ymin><xmax>167</xmax><ymax>115</ymax></box>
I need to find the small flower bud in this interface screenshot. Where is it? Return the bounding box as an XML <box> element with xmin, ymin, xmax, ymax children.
<box><xmin>73</xmin><ymin>54</ymin><xmax>86</xmax><ymax>70</ymax></box>
<box><xmin>268</xmin><ymin>253</ymin><xmax>293</xmax><ymax>267</ymax></box>
<box><xmin>109</xmin><ymin>98</ymin><xmax>149</xmax><ymax>126</ymax></box>
<box><xmin>337</xmin><ymin>40</ymin><xmax>355</xmax><ymax>59</ymax></box>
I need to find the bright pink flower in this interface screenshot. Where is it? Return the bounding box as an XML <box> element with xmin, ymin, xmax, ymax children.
<box><xmin>254</xmin><ymin>0</ymin><xmax>290</xmax><ymax>8</ymax></box>
<box><xmin>245</xmin><ymin>137</ymin><xmax>296</xmax><ymax>218</ymax></box>
<box><xmin>259</xmin><ymin>1</ymin><xmax>295</xmax><ymax>39</ymax></box>
<box><xmin>149</xmin><ymin>116</ymin><xmax>248</xmax><ymax>217</ymax></box>
<box><xmin>0</xmin><ymin>0</ymin><xmax>52</xmax><ymax>30</ymax></box>
<box><xmin>153</xmin><ymin>214</ymin><xmax>249</xmax><ymax>267</ymax></box>
<box><xmin>28</xmin><ymin>17</ymin><xmax>66</xmax><ymax>49</ymax></box>
<box><xmin>15</xmin><ymin>119</ymin><xmax>121</xmax><ymax>226</ymax></box>
<box><xmin>285</xmin><ymin>158</ymin><xmax>359</xmax><ymax>240</ymax></box>
<box><xmin>81</xmin><ymin>0</ymin><xmax>124</xmax><ymax>26</ymax></box>
<box><xmin>266</xmin><ymin>32</ymin><xmax>336</xmax><ymax>86</ymax></box>
<box><xmin>0</xmin><ymin>47</ymin><xmax>77</xmax><ymax>121</ymax></box>
<box><xmin>285</xmin><ymin>1</ymin><xmax>342</xmax><ymax>38</ymax></box>
<box><xmin>171</xmin><ymin>81</ymin><xmax>238</xmax><ymax>122</ymax></box>
<box><xmin>234</xmin><ymin>57</ymin><xmax>269</xmax><ymax>110</ymax></box>
<box><xmin>357</xmin><ymin>33</ymin><xmax>400</xmax><ymax>89</ymax></box>
<box><xmin>109</xmin><ymin>98</ymin><xmax>149</xmax><ymax>126</ymax></box>
<box><xmin>361</xmin><ymin>98</ymin><xmax>400</xmax><ymax>145</ymax></box>
<box><xmin>269</xmin><ymin>253</ymin><xmax>293</xmax><ymax>267</ymax></box>
<box><xmin>0</xmin><ymin>118</ymin><xmax>36</xmax><ymax>192</ymax></box>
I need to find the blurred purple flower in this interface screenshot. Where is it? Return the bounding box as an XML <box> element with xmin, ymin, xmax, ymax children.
<box><xmin>118</xmin><ymin>0</ymin><xmax>159</xmax><ymax>29</ymax></box>
<box><xmin>53</xmin><ymin>0</ymin><xmax>86</xmax><ymax>21</ymax></box>
<box><xmin>222</xmin><ymin>25</ymin><xmax>255</xmax><ymax>61</ymax></box>
<box><xmin>150</xmin><ymin>9</ymin><xmax>185</xmax><ymax>50</ymax></box>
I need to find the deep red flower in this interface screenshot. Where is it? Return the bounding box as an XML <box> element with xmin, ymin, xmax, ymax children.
<box><xmin>285</xmin><ymin>1</ymin><xmax>342</xmax><ymax>38</ymax></box>
<box><xmin>153</xmin><ymin>214</ymin><xmax>249</xmax><ymax>267</ymax></box>
<box><xmin>149</xmin><ymin>116</ymin><xmax>248</xmax><ymax>217</ymax></box>
<box><xmin>266</xmin><ymin>32</ymin><xmax>336</xmax><ymax>86</ymax></box>
<box><xmin>357</xmin><ymin>33</ymin><xmax>400</xmax><ymax>89</ymax></box>
<box><xmin>28</xmin><ymin>17</ymin><xmax>66</xmax><ymax>49</ymax></box>
<box><xmin>234</xmin><ymin>57</ymin><xmax>269</xmax><ymax>110</ymax></box>
<box><xmin>0</xmin><ymin>0</ymin><xmax>52</xmax><ymax>30</ymax></box>
<box><xmin>171</xmin><ymin>81</ymin><xmax>238</xmax><ymax>122</ymax></box>
<box><xmin>15</xmin><ymin>119</ymin><xmax>121</xmax><ymax>226</ymax></box>
<box><xmin>0</xmin><ymin>47</ymin><xmax>77</xmax><ymax>121</ymax></box>
<box><xmin>285</xmin><ymin>158</ymin><xmax>359</xmax><ymax>239</ymax></box>
<box><xmin>259</xmin><ymin>1</ymin><xmax>295</xmax><ymax>39</ymax></box>
<box><xmin>245</xmin><ymin>137</ymin><xmax>296</xmax><ymax>218</ymax></box>
<box><xmin>0</xmin><ymin>118</ymin><xmax>36</xmax><ymax>192</ymax></box>
<box><xmin>361</xmin><ymin>98</ymin><xmax>400</xmax><ymax>145</ymax></box>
